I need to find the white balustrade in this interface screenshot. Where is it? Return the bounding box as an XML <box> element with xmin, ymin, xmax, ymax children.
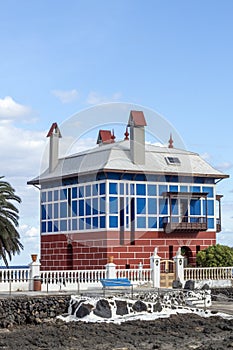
<box><xmin>40</xmin><ymin>268</ymin><xmax>107</xmax><ymax>292</ymax></box>
<box><xmin>184</xmin><ymin>266</ymin><xmax>233</xmax><ymax>281</ymax></box>
<box><xmin>116</xmin><ymin>268</ymin><xmax>152</xmax><ymax>283</ymax></box>
<box><xmin>0</xmin><ymin>267</ymin><xmax>30</xmax><ymax>292</ymax></box>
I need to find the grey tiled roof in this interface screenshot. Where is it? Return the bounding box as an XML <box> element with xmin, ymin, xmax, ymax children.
<box><xmin>28</xmin><ymin>140</ymin><xmax>228</xmax><ymax>185</ymax></box>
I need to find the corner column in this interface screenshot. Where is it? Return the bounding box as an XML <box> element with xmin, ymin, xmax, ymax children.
<box><xmin>150</xmin><ymin>247</ymin><xmax>161</xmax><ymax>288</ymax></box>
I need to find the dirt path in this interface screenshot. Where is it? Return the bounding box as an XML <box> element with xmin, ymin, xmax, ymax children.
<box><xmin>0</xmin><ymin>313</ymin><xmax>232</xmax><ymax>350</ymax></box>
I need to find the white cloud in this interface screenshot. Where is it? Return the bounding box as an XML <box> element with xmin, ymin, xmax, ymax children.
<box><xmin>0</xmin><ymin>124</ymin><xmax>46</xmax><ymax>177</ymax></box>
<box><xmin>51</xmin><ymin>89</ymin><xmax>79</xmax><ymax>103</ymax></box>
<box><xmin>215</xmin><ymin>161</ymin><xmax>233</xmax><ymax>172</ymax></box>
<box><xmin>86</xmin><ymin>91</ymin><xmax>122</xmax><ymax>105</ymax></box>
<box><xmin>22</xmin><ymin>226</ymin><xmax>39</xmax><ymax>243</ymax></box>
<box><xmin>0</xmin><ymin>96</ymin><xmax>31</xmax><ymax>120</ymax></box>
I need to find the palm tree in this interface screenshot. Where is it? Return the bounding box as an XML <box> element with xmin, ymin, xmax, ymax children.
<box><xmin>0</xmin><ymin>177</ymin><xmax>23</xmax><ymax>265</ymax></box>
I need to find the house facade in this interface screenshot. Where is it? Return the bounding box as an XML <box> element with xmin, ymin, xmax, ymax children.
<box><xmin>28</xmin><ymin>111</ymin><xmax>228</xmax><ymax>271</ymax></box>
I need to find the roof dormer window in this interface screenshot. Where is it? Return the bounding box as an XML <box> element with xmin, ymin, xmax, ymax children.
<box><xmin>165</xmin><ymin>156</ymin><xmax>181</xmax><ymax>165</ymax></box>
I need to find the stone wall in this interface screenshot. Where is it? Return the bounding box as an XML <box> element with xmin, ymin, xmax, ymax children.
<box><xmin>0</xmin><ymin>294</ymin><xmax>71</xmax><ymax>328</ymax></box>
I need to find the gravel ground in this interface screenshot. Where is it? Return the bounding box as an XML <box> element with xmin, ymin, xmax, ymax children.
<box><xmin>0</xmin><ymin>313</ymin><xmax>233</xmax><ymax>350</ymax></box>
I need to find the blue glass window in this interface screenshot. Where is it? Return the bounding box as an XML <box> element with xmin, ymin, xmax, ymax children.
<box><xmin>41</xmin><ymin>222</ymin><xmax>46</xmax><ymax>233</ymax></box>
<box><xmin>86</xmin><ymin>217</ymin><xmax>91</xmax><ymax>229</ymax></box>
<box><xmin>100</xmin><ymin>197</ymin><xmax>106</xmax><ymax>214</ymax></box>
<box><xmin>92</xmin><ymin>198</ymin><xmax>98</xmax><ymax>215</ymax></box>
<box><xmin>60</xmin><ymin>189</ymin><xmax>67</xmax><ymax>200</ymax></box>
<box><xmin>72</xmin><ymin>187</ymin><xmax>77</xmax><ymax>199</ymax></box>
<box><xmin>148</xmin><ymin>185</ymin><xmax>156</xmax><ymax>196</ymax></box>
<box><xmin>159</xmin><ymin>217</ymin><xmax>165</xmax><ymax>228</ymax></box>
<box><xmin>79</xmin><ymin>218</ymin><xmax>84</xmax><ymax>230</ymax></box>
<box><xmin>41</xmin><ymin>205</ymin><xmax>47</xmax><ymax>220</ymax></box>
<box><xmin>72</xmin><ymin>201</ymin><xmax>77</xmax><ymax>216</ymax></box>
<box><xmin>100</xmin><ymin>183</ymin><xmax>105</xmax><ymax>195</ymax></box>
<box><xmin>190</xmin><ymin>186</ymin><xmax>200</xmax><ymax>193</ymax></box>
<box><xmin>180</xmin><ymin>186</ymin><xmax>188</xmax><ymax>192</ymax></box>
<box><xmin>120</xmin><ymin>183</ymin><xmax>124</xmax><ymax>195</ymax></box>
<box><xmin>48</xmin><ymin>221</ymin><xmax>52</xmax><ymax>232</ymax></box>
<box><xmin>208</xmin><ymin>218</ymin><xmax>214</xmax><ymax>229</ymax></box>
<box><xmin>86</xmin><ymin>185</ymin><xmax>91</xmax><ymax>197</ymax></box>
<box><xmin>190</xmin><ymin>199</ymin><xmax>201</xmax><ymax>215</ymax></box>
<box><xmin>109</xmin><ymin>197</ymin><xmax>118</xmax><ymax>214</ymax></box>
<box><xmin>170</xmin><ymin>185</ymin><xmax>178</xmax><ymax>192</ymax></box>
<box><xmin>109</xmin><ymin>182</ymin><xmax>118</xmax><ymax>194</ymax></box>
<box><xmin>48</xmin><ymin>204</ymin><xmax>52</xmax><ymax>219</ymax></box>
<box><xmin>130</xmin><ymin>184</ymin><xmax>134</xmax><ymax>195</ymax></box>
<box><xmin>48</xmin><ymin>191</ymin><xmax>53</xmax><ymax>202</ymax></box>
<box><xmin>60</xmin><ymin>202</ymin><xmax>67</xmax><ymax>218</ymax></box>
<box><xmin>203</xmin><ymin>200</ymin><xmax>214</xmax><ymax>216</ymax></box>
<box><xmin>92</xmin><ymin>216</ymin><xmax>98</xmax><ymax>228</ymax></box>
<box><xmin>54</xmin><ymin>221</ymin><xmax>59</xmax><ymax>232</ymax></box>
<box><xmin>203</xmin><ymin>186</ymin><xmax>214</xmax><ymax>198</ymax></box>
<box><xmin>72</xmin><ymin>219</ymin><xmax>77</xmax><ymax>231</ymax></box>
<box><xmin>86</xmin><ymin>199</ymin><xmax>91</xmax><ymax>216</ymax></box>
<box><xmin>208</xmin><ymin>200</ymin><xmax>214</xmax><ymax>215</ymax></box>
<box><xmin>109</xmin><ymin>216</ymin><xmax>118</xmax><ymax>228</ymax></box>
<box><xmin>100</xmin><ymin>216</ymin><xmax>106</xmax><ymax>228</ymax></box>
<box><xmin>79</xmin><ymin>186</ymin><xmax>84</xmax><ymax>198</ymax></box>
<box><xmin>159</xmin><ymin>199</ymin><xmax>168</xmax><ymax>214</ymax></box>
<box><xmin>54</xmin><ymin>190</ymin><xmax>59</xmax><ymax>201</ymax></box>
<box><xmin>159</xmin><ymin>185</ymin><xmax>167</xmax><ymax>196</ymax></box>
<box><xmin>126</xmin><ymin>216</ymin><xmax>129</xmax><ymax>228</ymax></box>
<box><xmin>41</xmin><ymin>192</ymin><xmax>46</xmax><ymax>203</ymax></box>
<box><xmin>92</xmin><ymin>183</ymin><xmax>98</xmax><ymax>196</ymax></box>
<box><xmin>148</xmin><ymin>198</ymin><xmax>157</xmax><ymax>214</ymax></box>
<box><xmin>137</xmin><ymin>198</ymin><xmax>146</xmax><ymax>214</ymax></box>
<box><xmin>54</xmin><ymin>203</ymin><xmax>58</xmax><ymax>219</ymax></box>
<box><xmin>79</xmin><ymin>200</ymin><xmax>84</xmax><ymax>216</ymax></box>
<box><xmin>60</xmin><ymin>220</ymin><xmax>67</xmax><ymax>231</ymax></box>
<box><xmin>171</xmin><ymin>199</ymin><xmax>179</xmax><ymax>215</ymax></box>
<box><xmin>126</xmin><ymin>198</ymin><xmax>129</xmax><ymax>214</ymax></box>
<box><xmin>148</xmin><ymin>217</ymin><xmax>157</xmax><ymax>228</ymax></box>
<box><xmin>137</xmin><ymin>217</ymin><xmax>146</xmax><ymax>228</ymax></box>
<box><xmin>136</xmin><ymin>184</ymin><xmax>146</xmax><ymax>196</ymax></box>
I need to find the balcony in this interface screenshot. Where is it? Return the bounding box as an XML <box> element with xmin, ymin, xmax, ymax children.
<box><xmin>163</xmin><ymin>216</ymin><xmax>208</xmax><ymax>233</ymax></box>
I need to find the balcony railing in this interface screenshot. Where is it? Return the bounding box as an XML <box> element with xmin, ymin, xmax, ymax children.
<box><xmin>163</xmin><ymin>216</ymin><xmax>208</xmax><ymax>233</ymax></box>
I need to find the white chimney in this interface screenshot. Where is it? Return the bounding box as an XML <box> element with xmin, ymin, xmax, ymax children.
<box><xmin>46</xmin><ymin>122</ymin><xmax>62</xmax><ymax>173</ymax></box>
<box><xmin>128</xmin><ymin>110</ymin><xmax>147</xmax><ymax>164</ymax></box>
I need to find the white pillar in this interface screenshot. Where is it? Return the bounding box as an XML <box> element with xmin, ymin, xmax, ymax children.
<box><xmin>105</xmin><ymin>262</ymin><xmax>116</xmax><ymax>279</ymax></box>
<box><xmin>173</xmin><ymin>247</ymin><xmax>185</xmax><ymax>286</ymax></box>
<box><xmin>150</xmin><ymin>247</ymin><xmax>161</xmax><ymax>288</ymax></box>
<box><xmin>29</xmin><ymin>255</ymin><xmax>41</xmax><ymax>291</ymax></box>
<box><xmin>138</xmin><ymin>261</ymin><xmax>143</xmax><ymax>281</ymax></box>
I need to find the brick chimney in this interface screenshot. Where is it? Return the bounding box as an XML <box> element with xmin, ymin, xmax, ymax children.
<box><xmin>128</xmin><ymin>110</ymin><xmax>147</xmax><ymax>164</ymax></box>
<box><xmin>46</xmin><ymin>122</ymin><xmax>62</xmax><ymax>172</ymax></box>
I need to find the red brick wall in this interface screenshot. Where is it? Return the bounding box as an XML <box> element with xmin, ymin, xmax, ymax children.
<box><xmin>40</xmin><ymin>230</ymin><xmax>216</xmax><ymax>270</ymax></box>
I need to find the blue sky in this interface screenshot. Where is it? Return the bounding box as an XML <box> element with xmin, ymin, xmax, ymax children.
<box><xmin>0</xmin><ymin>0</ymin><xmax>232</xmax><ymax>264</ymax></box>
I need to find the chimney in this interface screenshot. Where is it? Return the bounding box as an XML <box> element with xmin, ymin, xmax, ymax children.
<box><xmin>46</xmin><ymin>122</ymin><xmax>62</xmax><ymax>172</ymax></box>
<box><xmin>128</xmin><ymin>110</ymin><xmax>147</xmax><ymax>164</ymax></box>
<box><xmin>97</xmin><ymin>130</ymin><xmax>113</xmax><ymax>146</ymax></box>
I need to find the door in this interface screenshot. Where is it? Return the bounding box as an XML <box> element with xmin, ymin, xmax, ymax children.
<box><xmin>160</xmin><ymin>260</ymin><xmax>175</xmax><ymax>288</ymax></box>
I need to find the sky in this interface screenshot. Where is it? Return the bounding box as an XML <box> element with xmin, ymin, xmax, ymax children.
<box><xmin>0</xmin><ymin>0</ymin><xmax>233</xmax><ymax>265</ymax></box>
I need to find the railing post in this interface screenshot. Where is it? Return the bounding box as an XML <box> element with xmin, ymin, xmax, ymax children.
<box><xmin>150</xmin><ymin>247</ymin><xmax>161</xmax><ymax>288</ymax></box>
<box><xmin>138</xmin><ymin>262</ymin><xmax>143</xmax><ymax>281</ymax></box>
<box><xmin>173</xmin><ymin>247</ymin><xmax>185</xmax><ymax>286</ymax></box>
<box><xmin>105</xmin><ymin>256</ymin><xmax>116</xmax><ymax>279</ymax></box>
<box><xmin>29</xmin><ymin>254</ymin><xmax>41</xmax><ymax>291</ymax></box>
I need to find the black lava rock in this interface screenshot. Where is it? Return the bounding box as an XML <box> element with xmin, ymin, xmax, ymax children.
<box><xmin>116</xmin><ymin>300</ymin><xmax>128</xmax><ymax>316</ymax></box>
<box><xmin>132</xmin><ymin>300</ymin><xmax>147</xmax><ymax>312</ymax></box>
<box><xmin>93</xmin><ymin>299</ymin><xmax>112</xmax><ymax>319</ymax></box>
